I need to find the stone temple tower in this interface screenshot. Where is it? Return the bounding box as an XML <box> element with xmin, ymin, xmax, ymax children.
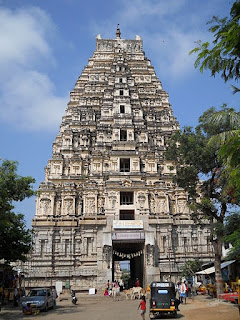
<box><xmin>28</xmin><ymin>28</ymin><xmax>213</xmax><ymax>290</ymax></box>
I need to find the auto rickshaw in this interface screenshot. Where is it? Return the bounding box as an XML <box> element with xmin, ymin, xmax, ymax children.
<box><xmin>149</xmin><ymin>282</ymin><xmax>177</xmax><ymax>319</ymax></box>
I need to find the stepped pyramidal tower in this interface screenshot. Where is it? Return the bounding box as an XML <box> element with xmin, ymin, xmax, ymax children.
<box><xmin>27</xmin><ymin>27</ymin><xmax>214</xmax><ymax>290</ymax></box>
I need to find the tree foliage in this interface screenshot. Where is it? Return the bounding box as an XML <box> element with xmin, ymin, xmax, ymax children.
<box><xmin>180</xmin><ymin>259</ymin><xmax>203</xmax><ymax>279</ymax></box>
<box><xmin>207</xmin><ymin>107</ymin><xmax>240</xmax><ymax>203</ymax></box>
<box><xmin>166</xmin><ymin>106</ymin><xmax>238</xmax><ymax>209</ymax></box>
<box><xmin>0</xmin><ymin>160</ymin><xmax>35</xmax><ymax>263</ymax></box>
<box><xmin>166</xmin><ymin>106</ymin><xmax>238</xmax><ymax>296</ymax></box>
<box><xmin>224</xmin><ymin>212</ymin><xmax>240</xmax><ymax>262</ymax></box>
<box><xmin>190</xmin><ymin>1</ymin><xmax>240</xmax><ymax>82</ymax></box>
<box><xmin>121</xmin><ymin>269</ymin><xmax>130</xmax><ymax>284</ymax></box>
<box><xmin>187</xmin><ymin>1</ymin><xmax>240</xmax><ymax>297</ymax></box>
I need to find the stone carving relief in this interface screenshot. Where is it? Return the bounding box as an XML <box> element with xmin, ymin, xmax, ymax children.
<box><xmin>40</xmin><ymin>198</ymin><xmax>51</xmax><ymax>215</ymax></box>
<box><xmin>73</xmin><ymin>135</ymin><xmax>80</xmax><ymax>148</ymax></box>
<box><xmin>157</xmin><ymin>197</ymin><xmax>167</xmax><ymax>214</ymax></box>
<box><xmin>149</xmin><ymin>194</ymin><xmax>156</xmax><ymax>215</ymax></box>
<box><xmin>177</xmin><ymin>198</ymin><xmax>187</xmax><ymax>214</ymax></box>
<box><xmin>103</xmin><ymin>245</ymin><xmax>112</xmax><ymax>269</ymax></box>
<box><xmin>137</xmin><ymin>192</ymin><xmax>146</xmax><ymax>209</ymax></box>
<box><xmin>97</xmin><ymin>197</ymin><xmax>105</xmax><ymax>214</ymax></box>
<box><xmin>96</xmin><ymin>40</ymin><xmax>142</xmax><ymax>53</ymax></box>
<box><xmin>178</xmin><ymin>199</ymin><xmax>185</xmax><ymax>212</ymax></box>
<box><xmin>97</xmin><ymin>40</ymin><xmax>114</xmax><ymax>52</ymax></box>
<box><xmin>122</xmin><ymin>180</ymin><xmax>132</xmax><ymax>187</ymax></box>
<box><xmin>64</xmin><ymin>166</ymin><xmax>70</xmax><ymax>176</ymax></box>
<box><xmin>63</xmin><ymin>198</ymin><xmax>73</xmax><ymax>215</ymax></box>
<box><xmin>55</xmin><ymin>199</ymin><xmax>62</xmax><ymax>216</ymax></box>
<box><xmin>77</xmin><ymin>199</ymin><xmax>83</xmax><ymax>216</ymax></box>
<box><xmin>109</xmin><ymin>192</ymin><xmax>117</xmax><ymax>209</ymax></box>
<box><xmin>146</xmin><ymin>244</ymin><xmax>155</xmax><ymax>267</ymax></box>
<box><xmin>85</xmin><ymin>197</ymin><xmax>96</xmax><ymax>215</ymax></box>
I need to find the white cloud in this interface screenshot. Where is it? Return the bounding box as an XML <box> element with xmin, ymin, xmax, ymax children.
<box><xmin>0</xmin><ymin>70</ymin><xmax>68</xmax><ymax>131</ymax></box>
<box><xmin>0</xmin><ymin>6</ymin><xmax>67</xmax><ymax>132</ymax></box>
<box><xmin>90</xmin><ymin>0</ymin><xmax>217</xmax><ymax>80</ymax></box>
<box><xmin>144</xmin><ymin>28</ymin><xmax>208</xmax><ymax>78</ymax></box>
<box><xmin>0</xmin><ymin>7</ymin><xmax>53</xmax><ymax>68</ymax></box>
<box><xmin>119</xmin><ymin>0</ymin><xmax>186</xmax><ymax>23</ymax></box>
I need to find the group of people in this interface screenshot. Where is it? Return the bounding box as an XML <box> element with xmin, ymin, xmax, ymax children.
<box><xmin>176</xmin><ymin>280</ymin><xmax>192</xmax><ymax>303</ymax></box>
<box><xmin>102</xmin><ymin>277</ymin><xmax>194</xmax><ymax>319</ymax></box>
<box><xmin>104</xmin><ymin>279</ymin><xmax>121</xmax><ymax>297</ymax></box>
<box><xmin>136</xmin><ymin>279</ymin><xmax>192</xmax><ymax>319</ymax></box>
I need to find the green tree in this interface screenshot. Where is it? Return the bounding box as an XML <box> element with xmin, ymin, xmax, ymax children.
<box><xmin>0</xmin><ymin>159</ymin><xmax>35</xmax><ymax>263</ymax></box>
<box><xmin>189</xmin><ymin>1</ymin><xmax>240</xmax><ymax>295</ymax></box>
<box><xmin>224</xmin><ymin>212</ymin><xmax>240</xmax><ymax>262</ymax></box>
<box><xmin>190</xmin><ymin>1</ymin><xmax>240</xmax><ymax>196</ymax></box>
<box><xmin>166</xmin><ymin>107</ymin><xmax>238</xmax><ymax>297</ymax></box>
<box><xmin>180</xmin><ymin>259</ymin><xmax>203</xmax><ymax>279</ymax></box>
<box><xmin>190</xmin><ymin>1</ymin><xmax>240</xmax><ymax>83</ymax></box>
<box><xmin>207</xmin><ymin>107</ymin><xmax>240</xmax><ymax>203</ymax></box>
<box><xmin>121</xmin><ymin>269</ymin><xmax>130</xmax><ymax>285</ymax></box>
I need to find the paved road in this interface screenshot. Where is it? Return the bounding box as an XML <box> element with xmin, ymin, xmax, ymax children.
<box><xmin>0</xmin><ymin>293</ymin><xmax>239</xmax><ymax>320</ymax></box>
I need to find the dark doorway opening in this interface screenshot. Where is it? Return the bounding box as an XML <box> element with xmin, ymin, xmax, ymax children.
<box><xmin>120</xmin><ymin>129</ymin><xmax>127</xmax><ymax>141</ymax></box>
<box><xmin>120</xmin><ymin>191</ymin><xmax>133</xmax><ymax>204</ymax></box>
<box><xmin>120</xmin><ymin>158</ymin><xmax>130</xmax><ymax>172</ymax></box>
<box><xmin>120</xmin><ymin>210</ymin><xmax>134</xmax><ymax>220</ymax></box>
<box><xmin>112</xmin><ymin>241</ymin><xmax>144</xmax><ymax>288</ymax></box>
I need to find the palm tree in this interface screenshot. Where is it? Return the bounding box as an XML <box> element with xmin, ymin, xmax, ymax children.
<box><xmin>208</xmin><ymin>107</ymin><xmax>240</xmax><ymax>203</ymax></box>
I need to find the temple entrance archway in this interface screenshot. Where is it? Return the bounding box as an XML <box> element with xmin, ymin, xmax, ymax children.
<box><xmin>112</xmin><ymin>240</ymin><xmax>144</xmax><ymax>288</ymax></box>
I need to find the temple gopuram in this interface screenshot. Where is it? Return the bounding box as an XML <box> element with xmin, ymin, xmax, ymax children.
<box><xmin>25</xmin><ymin>27</ymin><xmax>214</xmax><ymax>290</ymax></box>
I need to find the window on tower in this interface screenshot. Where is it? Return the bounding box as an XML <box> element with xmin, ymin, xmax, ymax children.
<box><xmin>120</xmin><ymin>89</ymin><xmax>124</xmax><ymax>96</ymax></box>
<box><xmin>120</xmin><ymin>158</ymin><xmax>130</xmax><ymax>172</ymax></box>
<box><xmin>120</xmin><ymin>105</ymin><xmax>125</xmax><ymax>113</ymax></box>
<box><xmin>119</xmin><ymin>78</ymin><xmax>123</xmax><ymax>83</ymax></box>
<box><xmin>120</xmin><ymin>129</ymin><xmax>127</xmax><ymax>141</ymax></box>
<box><xmin>65</xmin><ymin>239</ymin><xmax>69</xmax><ymax>257</ymax></box>
<box><xmin>163</xmin><ymin>236</ymin><xmax>166</xmax><ymax>252</ymax></box>
<box><xmin>120</xmin><ymin>210</ymin><xmax>134</xmax><ymax>220</ymax></box>
<box><xmin>40</xmin><ymin>240</ymin><xmax>45</xmax><ymax>257</ymax></box>
<box><xmin>120</xmin><ymin>192</ymin><xmax>133</xmax><ymax>205</ymax></box>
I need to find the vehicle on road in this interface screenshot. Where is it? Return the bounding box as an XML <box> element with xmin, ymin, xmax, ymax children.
<box><xmin>22</xmin><ymin>287</ymin><xmax>54</xmax><ymax>312</ymax></box>
<box><xmin>71</xmin><ymin>289</ymin><xmax>78</xmax><ymax>305</ymax></box>
<box><xmin>149</xmin><ymin>281</ymin><xmax>177</xmax><ymax>319</ymax></box>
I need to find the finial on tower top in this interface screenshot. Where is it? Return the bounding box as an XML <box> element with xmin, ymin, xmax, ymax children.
<box><xmin>116</xmin><ymin>24</ymin><xmax>121</xmax><ymax>39</ymax></box>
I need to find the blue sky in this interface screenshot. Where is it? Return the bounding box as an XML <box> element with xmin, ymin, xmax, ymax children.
<box><xmin>0</xmin><ymin>0</ymin><xmax>238</xmax><ymax>228</ymax></box>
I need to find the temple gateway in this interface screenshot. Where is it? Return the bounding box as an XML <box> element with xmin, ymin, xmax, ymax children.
<box><xmin>26</xmin><ymin>28</ymin><xmax>213</xmax><ymax>290</ymax></box>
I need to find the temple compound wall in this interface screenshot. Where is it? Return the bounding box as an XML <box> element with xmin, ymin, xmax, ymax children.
<box><xmin>25</xmin><ymin>29</ymin><xmax>214</xmax><ymax>290</ymax></box>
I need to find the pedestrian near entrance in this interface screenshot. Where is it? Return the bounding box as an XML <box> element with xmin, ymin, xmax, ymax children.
<box><xmin>138</xmin><ymin>295</ymin><xmax>146</xmax><ymax>320</ymax></box>
<box><xmin>179</xmin><ymin>281</ymin><xmax>186</xmax><ymax>304</ymax></box>
<box><xmin>13</xmin><ymin>287</ymin><xmax>19</xmax><ymax>306</ymax></box>
<box><xmin>136</xmin><ymin>278</ymin><xmax>140</xmax><ymax>287</ymax></box>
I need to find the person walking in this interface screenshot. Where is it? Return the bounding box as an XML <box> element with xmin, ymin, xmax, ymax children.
<box><xmin>179</xmin><ymin>281</ymin><xmax>186</xmax><ymax>304</ymax></box>
<box><xmin>138</xmin><ymin>295</ymin><xmax>146</xmax><ymax>320</ymax></box>
<box><xmin>106</xmin><ymin>280</ymin><xmax>110</xmax><ymax>290</ymax></box>
<box><xmin>13</xmin><ymin>287</ymin><xmax>19</xmax><ymax>306</ymax></box>
<box><xmin>136</xmin><ymin>278</ymin><xmax>140</xmax><ymax>287</ymax></box>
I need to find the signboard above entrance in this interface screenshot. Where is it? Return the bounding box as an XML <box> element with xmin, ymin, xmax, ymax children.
<box><xmin>113</xmin><ymin>220</ymin><xmax>143</xmax><ymax>229</ymax></box>
<box><xmin>112</xmin><ymin>231</ymin><xmax>145</xmax><ymax>241</ymax></box>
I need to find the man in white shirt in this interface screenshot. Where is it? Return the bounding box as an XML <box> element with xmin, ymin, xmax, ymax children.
<box><xmin>178</xmin><ymin>281</ymin><xmax>186</xmax><ymax>304</ymax></box>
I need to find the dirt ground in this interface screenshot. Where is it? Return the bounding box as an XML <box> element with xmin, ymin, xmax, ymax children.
<box><xmin>1</xmin><ymin>292</ymin><xmax>239</xmax><ymax>320</ymax></box>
